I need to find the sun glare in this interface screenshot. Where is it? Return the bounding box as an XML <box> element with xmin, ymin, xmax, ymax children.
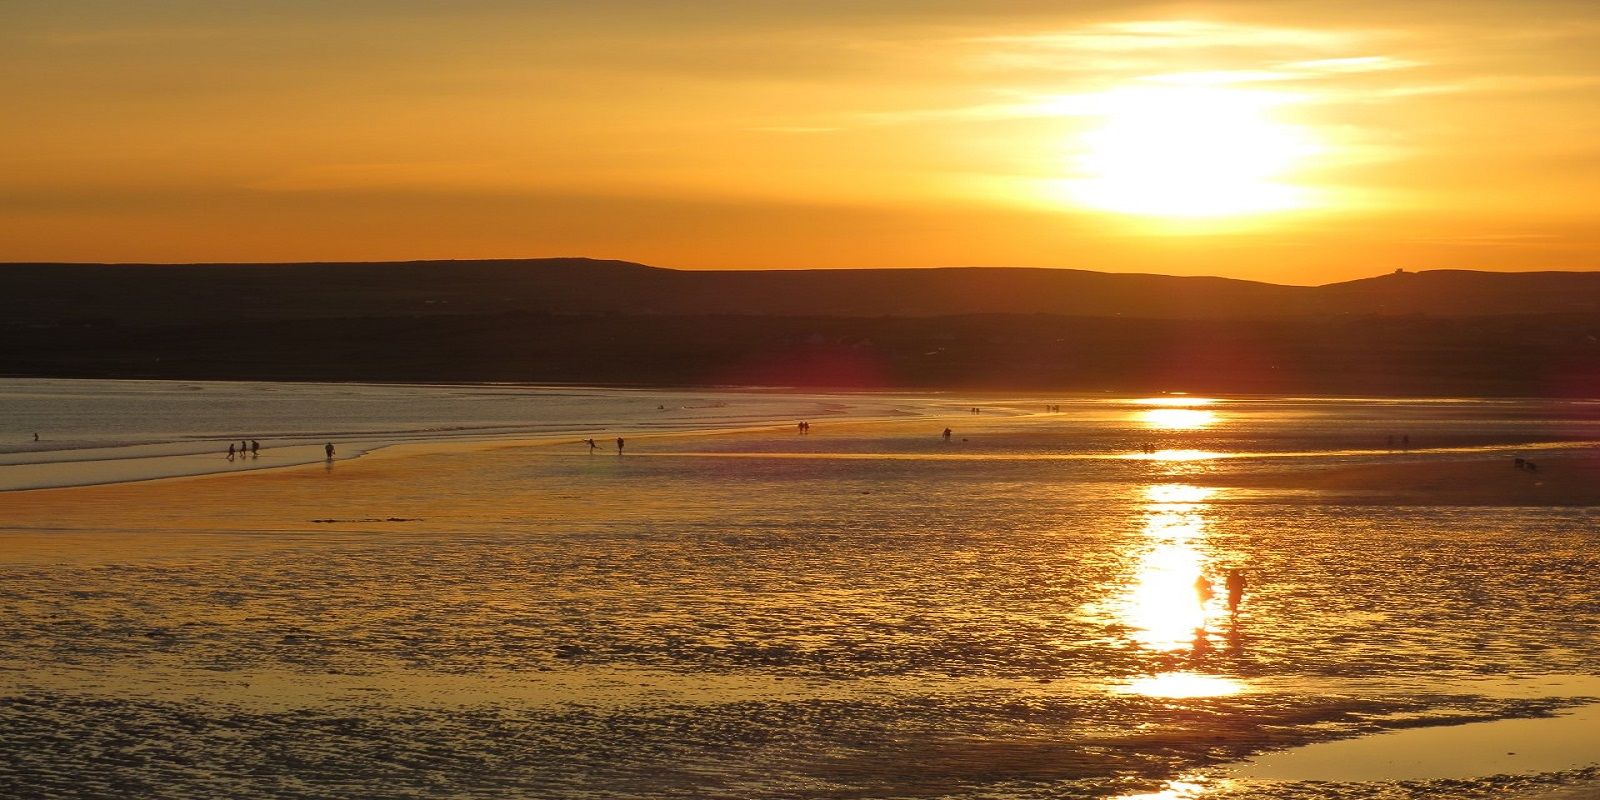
<box><xmin>1145</xmin><ymin>484</ymin><xmax>1217</xmax><ymax>504</ymax></box>
<box><xmin>1122</xmin><ymin>672</ymin><xmax>1244</xmax><ymax>699</ymax></box>
<box><xmin>1127</xmin><ymin>449</ymin><xmax>1223</xmax><ymax>462</ymax></box>
<box><xmin>1134</xmin><ymin>396</ymin><xmax>1215</xmax><ymax>407</ymax></box>
<box><xmin>1068</xmin><ymin>85</ymin><xmax>1320</xmax><ymax>218</ymax></box>
<box><xmin>1137</xmin><ymin>408</ymin><xmax>1218</xmax><ymax>429</ymax></box>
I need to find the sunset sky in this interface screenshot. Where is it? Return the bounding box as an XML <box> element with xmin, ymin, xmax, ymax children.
<box><xmin>4</xmin><ymin>1</ymin><xmax>1599</xmax><ymax>282</ymax></box>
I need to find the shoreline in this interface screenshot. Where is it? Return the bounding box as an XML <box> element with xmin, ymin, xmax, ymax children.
<box><xmin>9</xmin><ymin>418</ymin><xmax>1600</xmax><ymax>501</ymax></box>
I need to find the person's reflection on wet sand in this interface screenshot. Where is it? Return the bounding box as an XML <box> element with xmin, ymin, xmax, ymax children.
<box><xmin>1225</xmin><ymin>620</ymin><xmax>1246</xmax><ymax>656</ymax></box>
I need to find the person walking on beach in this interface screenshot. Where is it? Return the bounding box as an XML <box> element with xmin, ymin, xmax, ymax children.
<box><xmin>325</xmin><ymin>442</ymin><xmax>335</xmax><ymax>460</ymax></box>
<box><xmin>32</xmin><ymin>432</ymin><xmax>39</xmax><ymax>442</ymax></box>
<box><xmin>1226</xmin><ymin>569</ymin><xmax>1246</xmax><ymax>615</ymax></box>
<box><xmin>227</xmin><ymin>442</ymin><xmax>236</xmax><ymax>460</ymax></box>
<box><xmin>943</xmin><ymin>427</ymin><xmax>952</xmax><ymax>441</ymax></box>
<box><xmin>585</xmin><ymin>438</ymin><xmax>598</xmax><ymax>453</ymax></box>
<box><xmin>616</xmin><ymin>437</ymin><xmax>625</xmax><ymax>453</ymax></box>
<box><xmin>250</xmin><ymin>439</ymin><xmax>260</xmax><ymax>457</ymax></box>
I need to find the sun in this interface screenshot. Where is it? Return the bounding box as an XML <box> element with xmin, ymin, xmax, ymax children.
<box><xmin>1067</xmin><ymin>85</ymin><xmax>1320</xmax><ymax>218</ymax></box>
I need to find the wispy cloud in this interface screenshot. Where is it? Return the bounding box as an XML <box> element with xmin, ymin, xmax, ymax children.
<box><xmin>971</xmin><ymin>20</ymin><xmax>1361</xmax><ymax>55</ymax></box>
<box><xmin>863</xmin><ymin>20</ymin><xmax>1430</xmax><ymax>125</ymax></box>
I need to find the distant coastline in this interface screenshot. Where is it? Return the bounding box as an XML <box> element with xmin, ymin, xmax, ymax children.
<box><xmin>4</xmin><ymin>259</ymin><xmax>1600</xmax><ymax>396</ymax></box>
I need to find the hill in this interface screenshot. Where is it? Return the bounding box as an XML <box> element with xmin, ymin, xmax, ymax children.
<box><xmin>5</xmin><ymin>259</ymin><xmax>1598</xmax><ymax>325</ymax></box>
<box><xmin>3</xmin><ymin>260</ymin><xmax>1599</xmax><ymax>395</ymax></box>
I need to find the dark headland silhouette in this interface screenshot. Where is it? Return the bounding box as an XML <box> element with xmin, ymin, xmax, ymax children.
<box><xmin>4</xmin><ymin>258</ymin><xmax>1600</xmax><ymax>395</ymax></box>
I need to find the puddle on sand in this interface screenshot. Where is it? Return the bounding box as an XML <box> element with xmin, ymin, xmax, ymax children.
<box><xmin>1230</xmin><ymin>702</ymin><xmax>1600</xmax><ymax>782</ymax></box>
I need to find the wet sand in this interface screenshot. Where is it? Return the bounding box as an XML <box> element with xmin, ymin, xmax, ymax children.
<box><xmin>1199</xmin><ymin>453</ymin><xmax>1600</xmax><ymax>505</ymax></box>
<box><xmin>4</xmin><ymin>412</ymin><xmax>1600</xmax><ymax>798</ymax></box>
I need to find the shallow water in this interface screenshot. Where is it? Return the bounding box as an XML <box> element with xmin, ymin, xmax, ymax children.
<box><xmin>2</xmin><ymin>382</ymin><xmax>1599</xmax><ymax>798</ymax></box>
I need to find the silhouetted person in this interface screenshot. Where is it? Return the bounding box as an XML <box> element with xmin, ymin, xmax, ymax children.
<box><xmin>33</xmin><ymin>432</ymin><xmax>39</xmax><ymax>442</ymax></box>
<box><xmin>616</xmin><ymin>437</ymin><xmax>625</xmax><ymax>453</ymax></box>
<box><xmin>227</xmin><ymin>443</ymin><xmax>236</xmax><ymax>461</ymax></box>
<box><xmin>1226</xmin><ymin>569</ymin><xmax>1246</xmax><ymax>614</ymax></box>
<box><xmin>325</xmin><ymin>442</ymin><xmax>335</xmax><ymax>459</ymax></box>
<box><xmin>585</xmin><ymin>438</ymin><xmax>598</xmax><ymax>453</ymax></box>
<box><xmin>250</xmin><ymin>439</ymin><xmax>260</xmax><ymax>456</ymax></box>
<box><xmin>943</xmin><ymin>427</ymin><xmax>952</xmax><ymax>441</ymax></box>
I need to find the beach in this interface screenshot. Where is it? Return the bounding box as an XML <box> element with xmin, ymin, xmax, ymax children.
<box><xmin>3</xmin><ymin>381</ymin><xmax>1599</xmax><ymax>799</ymax></box>
<box><xmin>1200</xmin><ymin>453</ymin><xmax>1600</xmax><ymax>506</ymax></box>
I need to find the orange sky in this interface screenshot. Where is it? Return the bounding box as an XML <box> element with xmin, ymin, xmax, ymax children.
<box><xmin>3</xmin><ymin>2</ymin><xmax>1598</xmax><ymax>283</ymax></box>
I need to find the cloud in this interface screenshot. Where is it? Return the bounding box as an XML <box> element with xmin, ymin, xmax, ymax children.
<box><xmin>856</xmin><ymin>19</ymin><xmax>1436</xmax><ymax>127</ymax></box>
<box><xmin>967</xmin><ymin>20</ymin><xmax>1365</xmax><ymax>69</ymax></box>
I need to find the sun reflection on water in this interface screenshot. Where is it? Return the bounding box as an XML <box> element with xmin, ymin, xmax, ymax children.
<box><xmin>1117</xmin><ymin>777</ymin><xmax>1224</xmax><ymax>800</ymax></box>
<box><xmin>1137</xmin><ymin>408</ymin><xmax>1219</xmax><ymax>430</ymax></box>
<box><xmin>1120</xmin><ymin>510</ymin><xmax>1214</xmax><ymax>650</ymax></box>
<box><xmin>1144</xmin><ymin>484</ymin><xmax>1217</xmax><ymax>504</ymax></box>
<box><xmin>1112</xmin><ymin>483</ymin><xmax>1233</xmax><ymax>652</ymax></box>
<box><xmin>1126</xmin><ymin>449</ymin><xmax>1223</xmax><ymax>462</ymax></box>
<box><xmin>1122</xmin><ymin>672</ymin><xmax>1244</xmax><ymax>699</ymax></box>
<box><xmin>1133</xmin><ymin>396</ymin><xmax>1216</xmax><ymax>407</ymax></box>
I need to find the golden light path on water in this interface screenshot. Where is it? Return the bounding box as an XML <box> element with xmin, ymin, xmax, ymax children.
<box><xmin>1133</xmin><ymin>396</ymin><xmax>1216</xmax><ymax>407</ymax></box>
<box><xmin>1118</xmin><ymin>487</ymin><xmax>1217</xmax><ymax>651</ymax></box>
<box><xmin>1119</xmin><ymin>778</ymin><xmax>1225</xmax><ymax>800</ymax></box>
<box><xmin>1114</xmin><ymin>482</ymin><xmax>1244</xmax><ymax>697</ymax></box>
<box><xmin>1111</xmin><ymin>481</ymin><xmax>1244</xmax><ymax>799</ymax></box>
<box><xmin>1127</xmin><ymin>449</ymin><xmax>1225</xmax><ymax>462</ymax></box>
<box><xmin>1136</xmin><ymin>408</ymin><xmax>1220</xmax><ymax>430</ymax></box>
<box><xmin>1133</xmin><ymin>395</ymin><xmax>1219</xmax><ymax>431</ymax></box>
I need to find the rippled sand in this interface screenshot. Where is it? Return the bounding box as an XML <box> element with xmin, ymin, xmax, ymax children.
<box><xmin>3</xmin><ymin>411</ymin><xmax>1599</xmax><ymax>798</ymax></box>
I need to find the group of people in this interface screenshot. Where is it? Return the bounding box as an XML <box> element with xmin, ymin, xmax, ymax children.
<box><xmin>584</xmin><ymin>437</ymin><xmax>626</xmax><ymax>453</ymax></box>
<box><xmin>1195</xmin><ymin>569</ymin><xmax>1248</xmax><ymax>615</ymax></box>
<box><xmin>796</xmin><ymin>421</ymin><xmax>811</xmax><ymax>434</ymax></box>
<box><xmin>225</xmin><ymin>440</ymin><xmax>338</xmax><ymax>460</ymax></box>
<box><xmin>225</xmin><ymin>439</ymin><xmax>261</xmax><ymax>460</ymax></box>
<box><xmin>1044</xmin><ymin>404</ymin><xmax>1061</xmax><ymax>412</ymax></box>
<box><xmin>1513</xmin><ymin>457</ymin><xmax>1539</xmax><ymax>473</ymax></box>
